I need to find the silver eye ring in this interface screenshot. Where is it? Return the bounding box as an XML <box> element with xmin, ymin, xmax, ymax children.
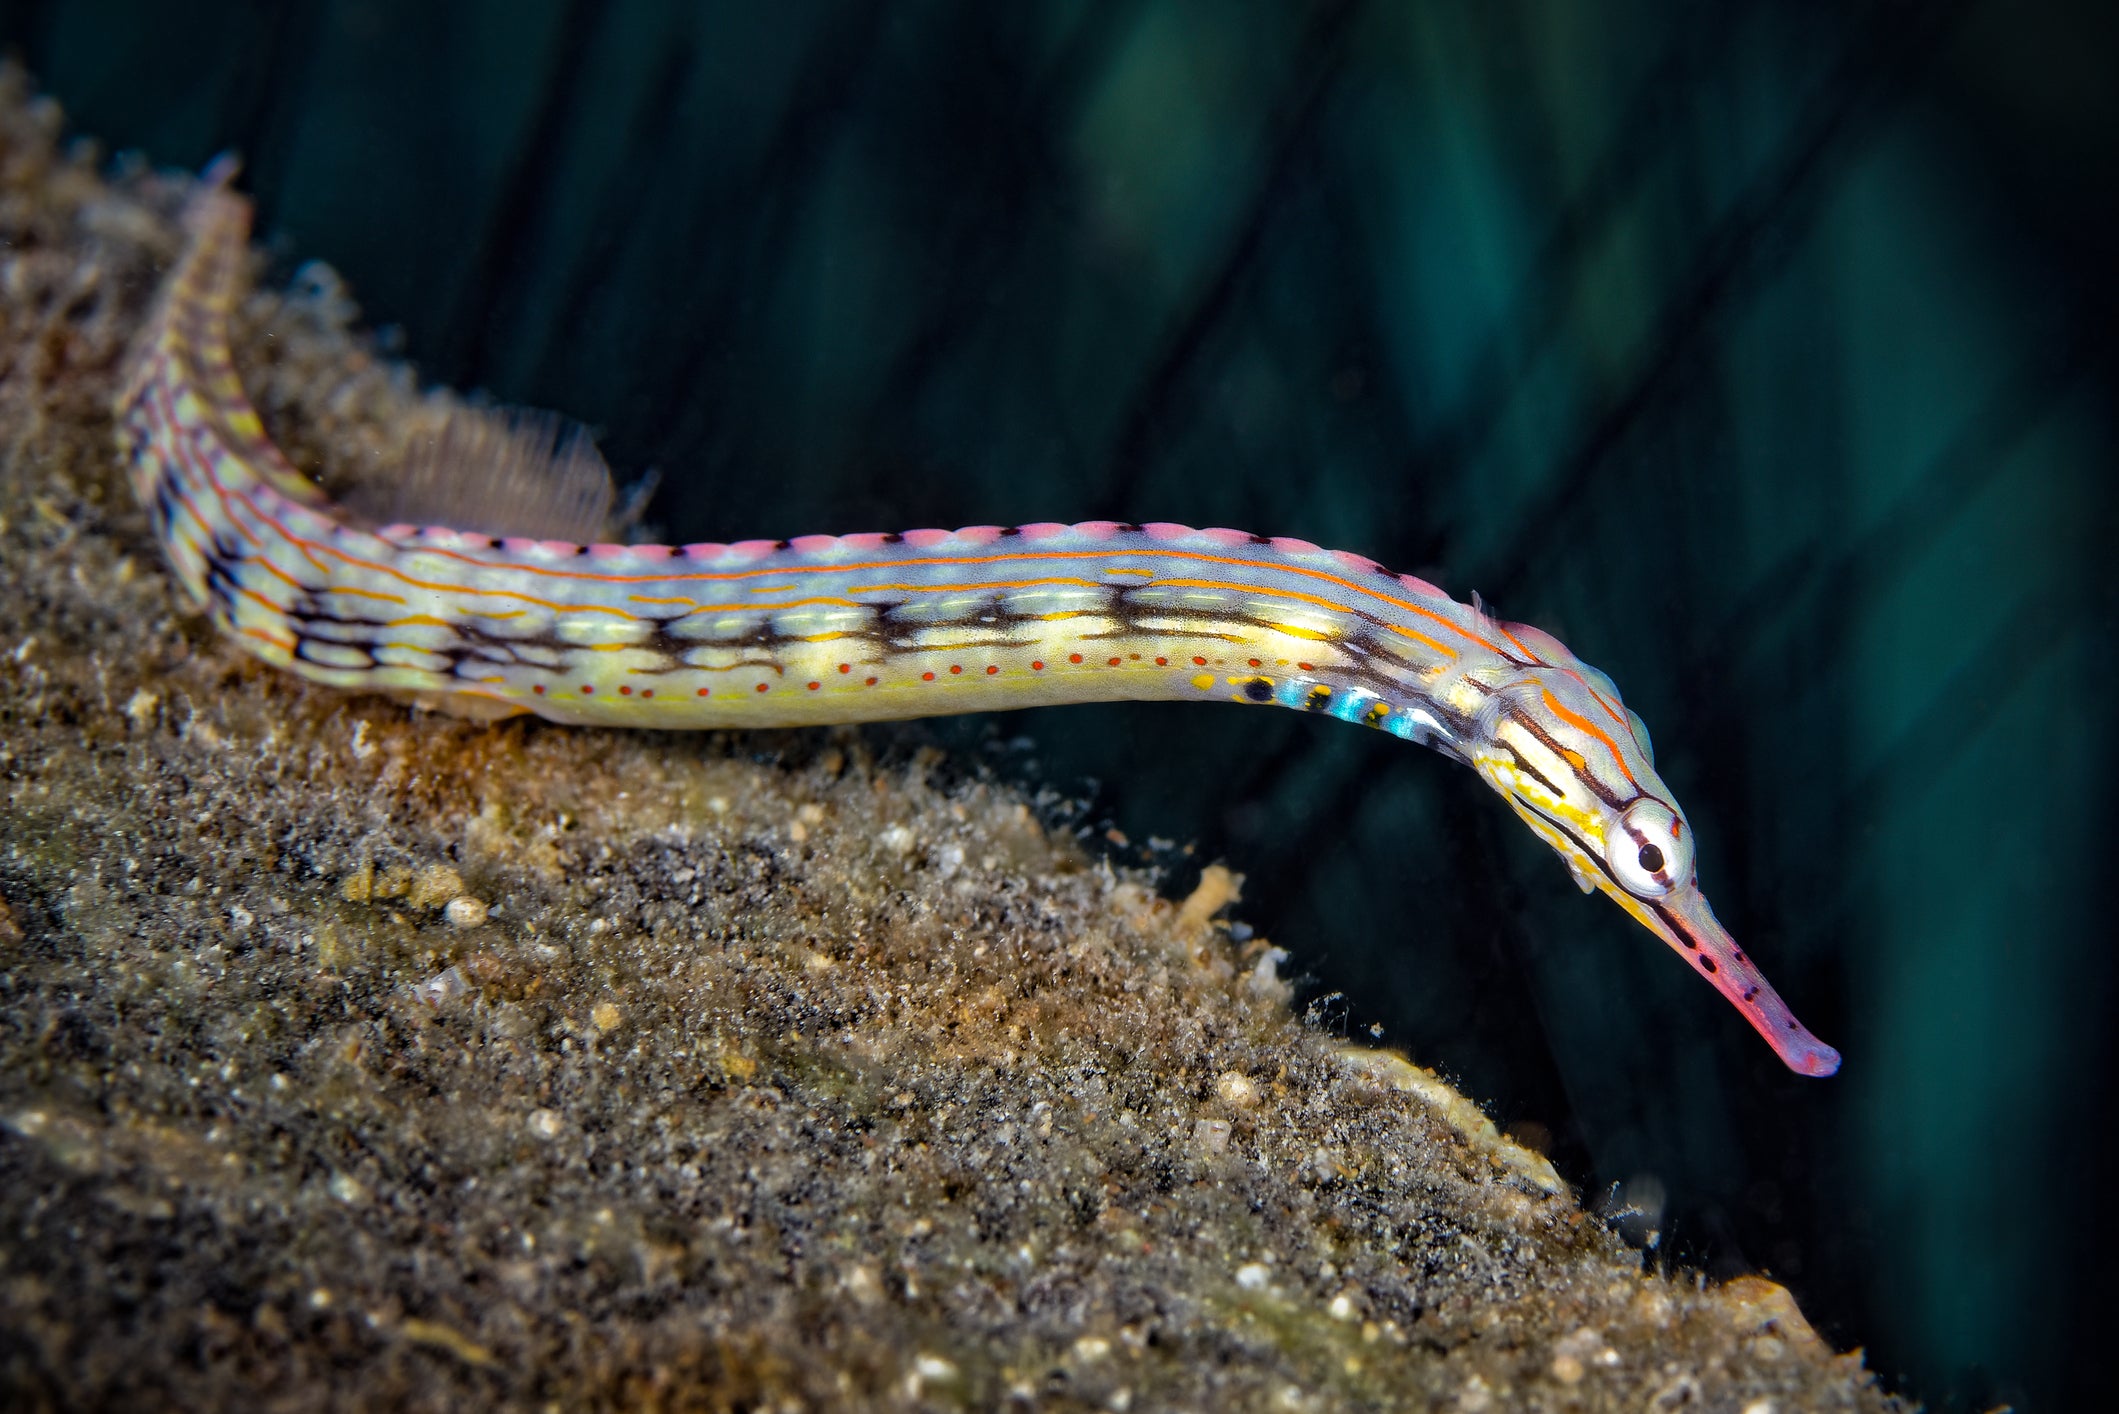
<box><xmin>1609</xmin><ymin>796</ymin><xmax>1693</xmax><ymax>897</ymax></box>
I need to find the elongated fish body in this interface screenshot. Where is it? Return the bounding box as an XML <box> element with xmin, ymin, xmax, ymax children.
<box><xmin>116</xmin><ymin>175</ymin><xmax>1840</xmax><ymax>1077</ymax></box>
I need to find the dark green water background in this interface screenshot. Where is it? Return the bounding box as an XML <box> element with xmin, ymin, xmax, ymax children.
<box><xmin>7</xmin><ymin>2</ymin><xmax>2114</xmax><ymax>1407</ymax></box>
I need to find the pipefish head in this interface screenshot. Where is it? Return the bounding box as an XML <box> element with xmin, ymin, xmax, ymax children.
<box><xmin>1465</xmin><ymin>620</ymin><xmax>1841</xmax><ymax>1077</ymax></box>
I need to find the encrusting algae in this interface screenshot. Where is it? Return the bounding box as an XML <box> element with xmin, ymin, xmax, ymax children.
<box><xmin>0</xmin><ymin>66</ymin><xmax>1902</xmax><ymax>1412</ymax></box>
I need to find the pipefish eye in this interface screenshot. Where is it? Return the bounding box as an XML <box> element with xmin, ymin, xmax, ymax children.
<box><xmin>1609</xmin><ymin>796</ymin><xmax>1693</xmax><ymax>898</ymax></box>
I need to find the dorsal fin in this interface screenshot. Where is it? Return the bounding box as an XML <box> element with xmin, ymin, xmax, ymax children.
<box><xmin>342</xmin><ymin>403</ymin><xmax>616</xmax><ymax>543</ymax></box>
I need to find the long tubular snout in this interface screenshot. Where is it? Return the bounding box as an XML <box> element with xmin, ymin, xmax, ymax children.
<box><xmin>1650</xmin><ymin>885</ymin><xmax>1840</xmax><ymax>1076</ymax></box>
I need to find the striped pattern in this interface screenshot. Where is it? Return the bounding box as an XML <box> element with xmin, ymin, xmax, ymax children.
<box><xmin>113</xmin><ymin>175</ymin><xmax>1839</xmax><ymax>1077</ymax></box>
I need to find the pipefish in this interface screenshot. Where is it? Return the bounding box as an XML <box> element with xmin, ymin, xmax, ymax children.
<box><xmin>114</xmin><ymin>168</ymin><xmax>1839</xmax><ymax>1077</ymax></box>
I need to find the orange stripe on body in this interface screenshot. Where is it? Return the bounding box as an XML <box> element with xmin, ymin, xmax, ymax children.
<box><xmin>322</xmin><ymin>585</ymin><xmax>409</xmax><ymax>606</ymax></box>
<box><xmin>159</xmin><ymin>335</ymin><xmax>1493</xmax><ymax>656</ymax></box>
<box><xmin>192</xmin><ymin>468</ymin><xmax>1498</xmax><ymax>660</ymax></box>
<box><xmin>302</xmin><ymin>535</ymin><xmax>1499</xmax><ymax>654</ymax></box>
<box><xmin>1495</xmin><ymin>620</ymin><xmax>1634</xmax><ymax>734</ymax></box>
<box><xmin>1540</xmin><ymin>688</ymin><xmax>1639</xmax><ymax>789</ymax></box>
<box><xmin>239</xmin><ymin>625</ymin><xmax>296</xmax><ymax>652</ymax></box>
<box><xmin>153</xmin><ymin>208</ymin><xmax>1498</xmax><ymax>665</ymax></box>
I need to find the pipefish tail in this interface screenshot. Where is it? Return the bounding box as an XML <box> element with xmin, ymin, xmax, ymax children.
<box><xmin>114</xmin><ymin>169</ymin><xmax>1840</xmax><ymax>1078</ymax></box>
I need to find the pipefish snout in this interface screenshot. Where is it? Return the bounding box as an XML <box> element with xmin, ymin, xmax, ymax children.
<box><xmin>115</xmin><ymin>167</ymin><xmax>1838</xmax><ymax>1077</ymax></box>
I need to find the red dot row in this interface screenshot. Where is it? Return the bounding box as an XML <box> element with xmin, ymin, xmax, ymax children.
<box><xmin>522</xmin><ymin>650</ymin><xmax>1302</xmax><ymax>700</ymax></box>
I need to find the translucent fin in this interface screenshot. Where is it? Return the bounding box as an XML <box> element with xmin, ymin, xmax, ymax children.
<box><xmin>343</xmin><ymin>404</ymin><xmax>616</xmax><ymax>543</ymax></box>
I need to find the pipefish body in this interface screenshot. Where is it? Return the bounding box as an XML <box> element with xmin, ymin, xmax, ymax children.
<box><xmin>114</xmin><ymin>171</ymin><xmax>1840</xmax><ymax>1077</ymax></box>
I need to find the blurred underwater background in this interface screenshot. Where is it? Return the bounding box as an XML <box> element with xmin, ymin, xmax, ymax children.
<box><xmin>4</xmin><ymin>0</ymin><xmax>2113</xmax><ymax>1406</ymax></box>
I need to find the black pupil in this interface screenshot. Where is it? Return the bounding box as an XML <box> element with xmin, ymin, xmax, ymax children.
<box><xmin>1637</xmin><ymin>842</ymin><xmax>1665</xmax><ymax>874</ymax></box>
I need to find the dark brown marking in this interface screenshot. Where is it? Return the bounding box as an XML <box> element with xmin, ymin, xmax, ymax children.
<box><xmin>1508</xmin><ymin>707</ymin><xmax>1627</xmax><ymax>809</ymax></box>
<box><xmin>1500</xmin><ymin>741</ymin><xmax>1563</xmax><ymax>799</ymax></box>
<box><xmin>1646</xmin><ymin>899</ymin><xmax>1703</xmax><ymax>948</ymax></box>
